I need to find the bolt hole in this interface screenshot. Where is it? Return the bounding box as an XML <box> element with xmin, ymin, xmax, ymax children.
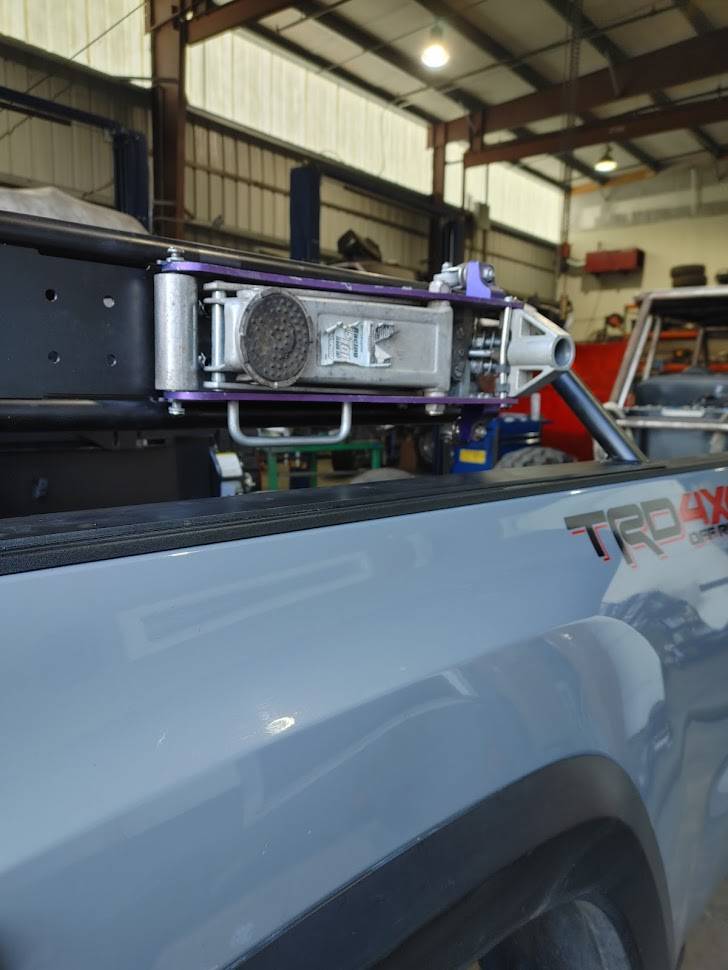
<box><xmin>103</xmin><ymin>295</ymin><xmax>115</xmax><ymax>309</ymax></box>
<box><xmin>106</xmin><ymin>353</ymin><xmax>117</xmax><ymax>367</ymax></box>
<box><xmin>45</xmin><ymin>288</ymin><xmax>58</xmax><ymax>302</ymax></box>
<box><xmin>48</xmin><ymin>350</ymin><xmax>60</xmax><ymax>364</ymax></box>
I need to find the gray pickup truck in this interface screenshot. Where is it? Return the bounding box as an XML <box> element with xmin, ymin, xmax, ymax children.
<box><xmin>0</xmin><ymin>213</ymin><xmax>726</xmax><ymax>970</ymax></box>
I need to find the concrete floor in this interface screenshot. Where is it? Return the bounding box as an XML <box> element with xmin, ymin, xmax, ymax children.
<box><xmin>683</xmin><ymin>880</ymin><xmax>728</xmax><ymax>969</ymax></box>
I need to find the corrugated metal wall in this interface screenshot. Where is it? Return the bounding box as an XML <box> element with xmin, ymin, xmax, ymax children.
<box><xmin>469</xmin><ymin>226</ymin><xmax>557</xmax><ymax>302</ymax></box>
<box><xmin>184</xmin><ymin>116</ymin><xmax>292</xmax><ymax>253</ymax></box>
<box><xmin>0</xmin><ymin>32</ymin><xmax>428</xmax><ymax>271</ymax></box>
<box><xmin>0</xmin><ymin>37</ymin><xmax>149</xmax><ymax>205</ymax></box>
<box><xmin>0</xmin><ymin>34</ymin><xmax>552</xmax><ymax>292</ymax></box>
<box><xmin>0</xmin><ymin>1</ymin><xmax>432</xmax><ymax>195</ymax></box>
<box><xmin>445</xmin><ymin>142</ymin><xmax>564</xmax><ymax>247</ymax></box>
<box><xmin>321</xmin><ymin>180</ymin><xmax>428</xmax><ymax>275</ymax></box>
<box><xmin>466</xmin><ymin>163</ymin><xmax>563</xmax><ymax>246</ymax></box>
<box><xmin>183</xmin><ymin>112</ymin><xmax>429</xmax><ymax>273</ymax></box>
<box><xmin>0</xmin><ymin>0</ymin><xmax>150</xmax><ymax>80</ymax></box>
<box><xmin>186</xmin><ymin>27</ymin><xmax>432</xmax><ymax>196</ymax></box>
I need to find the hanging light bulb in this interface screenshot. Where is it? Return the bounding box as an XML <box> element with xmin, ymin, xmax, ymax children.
<box><xmin>594</xmin><ymin>145</ymin><xmax>617</xmax><ymax>174</ymax></box>
<box><xmin>421</xmin><ymin>23</ymin><xmax>450</xmax><ymax>69</ymax></box>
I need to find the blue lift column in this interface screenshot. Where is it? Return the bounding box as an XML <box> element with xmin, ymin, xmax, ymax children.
<box><xmin>290</xmin><ymin>165</ymin><xmax>321</xmax><ymax>263</ymax></box>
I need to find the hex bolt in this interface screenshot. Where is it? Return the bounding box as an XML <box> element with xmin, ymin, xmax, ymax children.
<box><xmin>480</xmin><ymin>263</ymin><xmax>496</xmax><ymax>284</ymax></box>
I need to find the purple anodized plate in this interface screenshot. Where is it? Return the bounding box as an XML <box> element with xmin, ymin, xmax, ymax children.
<box><xmin>162</xmin><ymin>260</ymin><xmax>521</xmax><ymax>311</ymax></box>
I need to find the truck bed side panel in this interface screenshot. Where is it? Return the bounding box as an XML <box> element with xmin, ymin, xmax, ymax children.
<box><xmin>1</xmin><ymin>467</ymin><xmax>727</xmax><ymax>968</ymax></box>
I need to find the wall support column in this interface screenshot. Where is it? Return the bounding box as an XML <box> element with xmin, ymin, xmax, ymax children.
<box><xmin>148</xmin><ymin>1</ymin><xmax>187</xmax><ymax>238</ymax></box>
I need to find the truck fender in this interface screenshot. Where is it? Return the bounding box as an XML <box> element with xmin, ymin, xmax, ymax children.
<box><xmin>236</xmin><ymin>755</ymin><xmax>674</xmax><ymax>970</ymax></box>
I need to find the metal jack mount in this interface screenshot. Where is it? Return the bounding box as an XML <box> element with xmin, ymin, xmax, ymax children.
<box><xmin>0</xmin><ymin>211</ymin><xmax>641</xmax><ymax>462</ymax></box>
<box><xmin>154</xmin><ymin>258</ymin><xmax>576</xmax><ymax>446</ymax></box>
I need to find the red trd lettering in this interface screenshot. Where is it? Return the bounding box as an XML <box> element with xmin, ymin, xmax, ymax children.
<box><xmin>699</xmin><ymin>487</ymin><xmax>728</xmax><ymax>525</ymax></box>
<box><xmin>680</xmin><ymin>491</ymin><xmax>709</xmax><ymax>525</ymax></box>
<box><xmin>567</xmin><ymin>491</ymin><xmax>728</xmax><ymax>562</ymax></box>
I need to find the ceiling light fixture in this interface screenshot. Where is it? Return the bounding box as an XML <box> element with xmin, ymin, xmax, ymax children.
<box><xmin>594</xmin><ymin>145</ymin><xmax>618</xmax><ymax>174</ymax></box>
<box><xmin>421</xmin><ymin>23</ymin><xmax>450</xmax><ymax>69</ymax></box>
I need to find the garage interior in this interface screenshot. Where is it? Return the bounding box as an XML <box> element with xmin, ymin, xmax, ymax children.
<box><xmin>0</xmin><ymin>1</ymin><xmax>727</xmax><ymax>967</ymax></box>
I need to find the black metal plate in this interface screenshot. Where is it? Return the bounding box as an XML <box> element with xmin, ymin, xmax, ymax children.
<box><xmin>0</xmin><ymin>434</ymin><xmax>216</xmax><ymax>517</ymax></box>
<box><xmin>0</xmin><ymin>244</ymin><xmax>153</xmax><ymax>397</ymax></box>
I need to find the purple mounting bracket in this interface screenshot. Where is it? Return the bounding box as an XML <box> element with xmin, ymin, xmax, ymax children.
<box><xmin>161</xmin><ymin>260</ymin><xmax>522</xmax><ymax>311</ymax></box>
<box><xmin>165</xmin><ymin>390</ymin><xmax>512</xmax><ymax>410</ymax></box>
<box><xmin>464</xmin><ymin>261</ymin><xmax>496</xmax><ymax>300</ymax></box>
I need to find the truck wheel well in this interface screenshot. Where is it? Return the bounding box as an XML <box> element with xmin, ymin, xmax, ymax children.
<box><xmin>230</xmin><ymin>757</ymin><xmax>674</xmax><ymax>970</ymax></box>
<box><xmin>378</xmin><ymin>819</ymin><xmax>659</xmax><ymax>970</ymax></box>
<box><xmin>480</xmin><ymin>899</ymin><xmax>634</xmax><ymax>970</ymax></box>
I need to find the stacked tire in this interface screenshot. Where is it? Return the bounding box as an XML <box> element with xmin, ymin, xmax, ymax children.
<box><xmin>495</xmin><ymin>446</ymin><xmax>574</xmax><ymax>468</ymax></box>
<box><xmin>670</xmin><ymin>263</ymin><xmax>707</xmax><ymax>287</ymax></box>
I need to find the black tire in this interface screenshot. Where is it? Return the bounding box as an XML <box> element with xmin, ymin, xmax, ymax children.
<box><xmin>672</xmin><ymin>275</ymin><xmax>707</xmax><ymax>288</ymax></box>
<box><xmin>671</xmin><ymin>263</ymin><xmax>705</xmax><ymax>276</ymax></box>
<box><xmin>671</xmin><ymin>264</ymin><xmax>707</xmax><ymax>288</ymax></box>
<box><xmin>496</xmin><ymin>446</ymin><xmax>574</xmax><ymax>468</ymax></box>
<box><xmin>480</xmin><ymin>901</ymin><xmax>633</xmax><ymax>970</ymax></box>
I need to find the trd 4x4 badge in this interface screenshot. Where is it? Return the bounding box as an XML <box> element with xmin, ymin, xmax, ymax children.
<box><xmin>565</xmin><ymin>487</ymin><xmax>728</xmax><ymax>565</ymax></box>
